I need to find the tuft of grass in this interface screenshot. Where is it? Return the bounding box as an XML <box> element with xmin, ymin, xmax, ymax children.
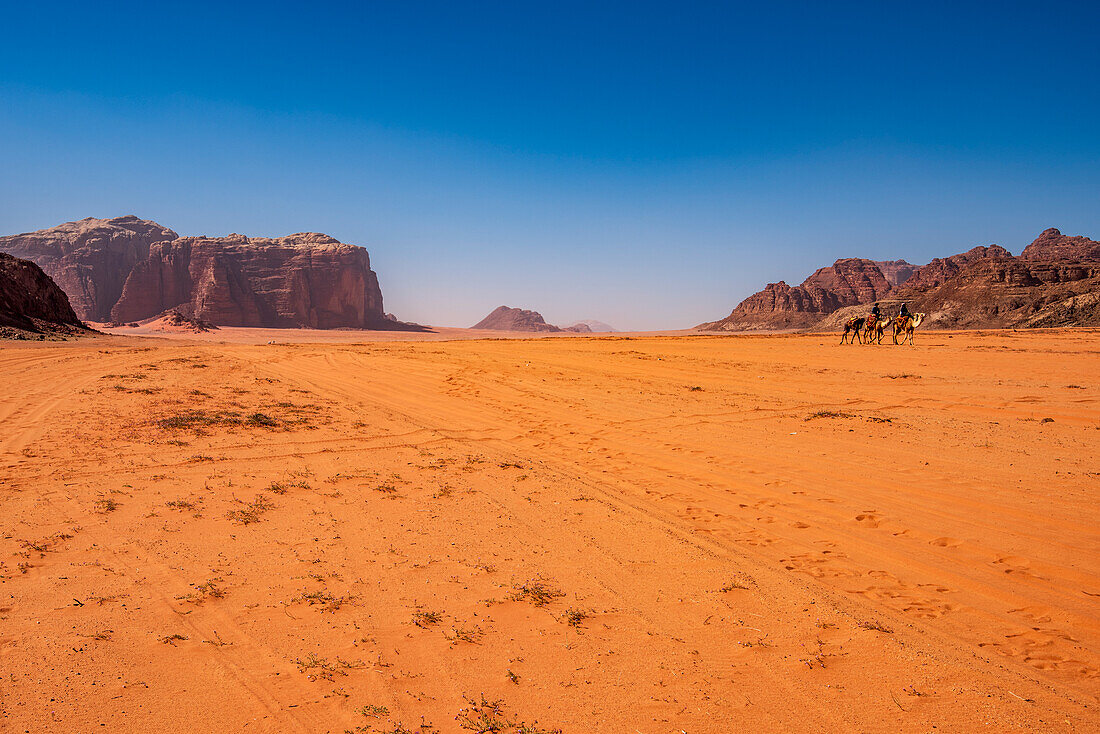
<box><xmin>358</xmin><ymin>704</ymin><xmax>390</xmax><ymax>718</ymax></box>
<box><xmin>687</xmin><ymin>386</ymin><xmax>704</xmax><ymax>392</ymax></box>
<box><xmin>805</xmin><ymin>410</ymin><xmax>856</xmax><ymax>421</ymax></box>
<box><xmin>165</xmin><ymin>499</ymin><xmax>196</xmax><ymax>511</ymax></box>
<box><xmin>177</xmin><ymin>579</ymin><xmax>226</xmax><ymax>604</ymax></box>
<box><xmin>885</xmin><ymin>373</ymin><xmax>921</xmax><ymax>380</ymax></box>
<box><xmin>719</xmin><ymin>577</ymin><xmax>752</xmax><ymax>592</ymax></box>
<box><xmin>161</xmin><ymin>634</ymin><xmax>188</xmax><ymax>645</ymax></box>
<box><xmin>293</xmin><ymin>590</ymin><xmax>353</xmax><ymax>613</ymax></box>
<box><xmin>510</xmin><ymin>578</ymin><xmax>565</xmax><ymax>608</ymax></box>
<box><xmin>456</xmin><ymin>694</ymin><xmax>561</xmax><ymax>734</ymax></box>
<box><xmin>94</xmin><ymin>498</ymin><xmax>120</xmax><ymax>514</ymax></box>
<box><xmin>860</xmin><ymin>620</ymin><xmax>895</xmax><ymax>633</ymax></box>
<box><xmin>563</xmin><ymin>608</ymin><xmax>589</xmax><ymax>628</ymax></box>
<box><xmin>413</xmin><ymin>610</ymin><xmax>443</xmax><ymax>628</ymax></box>
<box><xmin>295</xmin><ymin>653</ymin><xmax>364</xmax><ymax>681</ymax></box>
<box><xmin>444</xmin><ymin>624</ymin><xmax>483</xmax><ymax>644</ymax></box>
<box><xmin>374</xmin><ymin>483</ymin><xmax>398</xmax><ymax>495</ymax></box>
<box><xmin>226</xmin><ymin>495</ymin><xmax>274</xmax><ymax>525</ymax></box>
<box><xmin>247</xmin><ymin>412</ymin><xmax>278</xmax><ymax>427</ymax></box>
<box><xmin>506</xmin><ymin>669</ymin><xmax>520</xmax><ymax>684</ymax></box>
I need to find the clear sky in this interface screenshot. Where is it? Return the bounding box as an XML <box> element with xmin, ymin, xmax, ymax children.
<box><xmin>1</xmin><ymin>1</ymin><xmax>1097</xmax><ymax>330</ymax></box>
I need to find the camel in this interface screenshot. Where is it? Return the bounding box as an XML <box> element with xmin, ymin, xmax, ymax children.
<box><xmin>840</xmin><ymin>316</ymin><xmax>865</xmax><ymax>344</ymax></box>
<box><xmin>863</xmin><ymin>317</ymin><xmax>892</xmax><ymax>345</ymax></box>
<box><xmin>892</xmin><ymin>313</ymin><xmax>925</xmax><ymax>345</ymax></box>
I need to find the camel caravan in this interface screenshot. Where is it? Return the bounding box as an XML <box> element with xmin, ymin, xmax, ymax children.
<box><xmin>840</xmin><ymin>304</ymin><xmax>925</xmax><ymax>345</ymax></box>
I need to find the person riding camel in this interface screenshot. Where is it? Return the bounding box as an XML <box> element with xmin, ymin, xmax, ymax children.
<box><xmin>870</xmin><ymin>303</ymin><xmax>881</xmax><ymax>322</ymax></box>
<box><xmin>898</xmin><ymin>302</ymin><xmax>912</xmax><ymax>325</ymax></box>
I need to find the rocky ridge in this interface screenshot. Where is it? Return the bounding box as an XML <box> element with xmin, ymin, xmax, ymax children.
<box><xmin>702</xmin><ymin>230</ymin><xmax>1100</xmax><ymax>331</ymax></box>
<box><xmin>0</xmin><ymin>216</ymin><xmax>395</xmax><ymax>329</ymax></box>
<box><xmin>700</xmin><ymin>258</ymin><xmax>896</xmax><ymax>331</ymax></box>
<box><xmin>0</xmin><ymin>252</ymin><xmax>90</xmax><ymax>337</ymax></box>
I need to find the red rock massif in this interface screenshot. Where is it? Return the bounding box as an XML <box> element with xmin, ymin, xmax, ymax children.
<box><xmin>703</xmin><ymin>229</ymin><xmax>1100</xmax><ymax>331</ymax></box>
<box><xmin>0</xmin><ymin>217</ymin><xmax>391</xmax><ymax>329</ymax></box>
<box><xmin>700</xmin><ymin>258</ymin><xmax>897</xmax><ymax>330</ymax></box>
<box><xmin>472</xmin><ymin>306</ymin><xmax>563</xmax><ymax>332</ymax></box>
<box><xmin>0</xmin><ymin>252</ymin><xmax>89</xmax><ymax>336</ymax></box>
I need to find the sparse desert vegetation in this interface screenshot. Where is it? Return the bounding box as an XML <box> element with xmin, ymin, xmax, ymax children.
<box><xmin>0</xmin><ymin>332</ymin><xmax>1095</xmax><ymax>732</ymax></box>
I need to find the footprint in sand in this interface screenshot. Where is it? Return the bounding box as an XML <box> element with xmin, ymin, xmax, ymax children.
<box><xmin>930</xmin><ymin>537</ymin><xmax>962</xmax><ymax>547</ymax></box>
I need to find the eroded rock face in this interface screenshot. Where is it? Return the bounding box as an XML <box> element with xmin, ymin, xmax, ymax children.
<box><xmin>899</xmin><ymin>252</ymin><xmax>1100</xmax><ymax>329</ymax></box>
<box><xmin>111</xmin><ymin>234</ymin><xmax>385</xmax><ymax>328</ymax></box>
<box><xmin>0</xmin><ymin>252</ymin><xmax>86</xmax><ymax>333</ymax></box>
<box><xmin>0</xmin><ymin>216</ymin><xmax>179</xmax><ymax>321</ymax></box>
<box><xmin>0</xmin><ymin>218</ymin><xmax>388</xmax><ymax>328</ymax></box>
<box><xmin>707</xmin><ymin>229</ymin><xmax>1100</xmax><ymax>332</ymax></box>
<box><xmin>472</xmin><ymin>306</ymin><xmax>563</xmax><ymax>332</ymax></box>
<box><xmin>700</xmin><ymin>258</ymin><xmax>892</xmax><ymax>331</ymax></box>
<box><xmin>874</xmin><ymin>260</ymin><xmax>918</xmax><ymax>288</ymax></box>
<box><xmin>1019</xmin><ymin>228</ymin><xmax>1100</xmax><ymax>262</ymax></box>
<box><xmin>894</xmin><ymin>245</ymin><xmax>1012</xmax><ymax>295</ymax></box>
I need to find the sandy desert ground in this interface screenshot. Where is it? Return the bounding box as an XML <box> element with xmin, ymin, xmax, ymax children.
<box><xmin>1</xmin><ymin>328</ymin><xmax>1097</xmax><ymax>733</ymax></box>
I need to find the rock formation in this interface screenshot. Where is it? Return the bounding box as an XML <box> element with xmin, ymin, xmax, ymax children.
<box><xmin>699</xmin><ymin>258</ymin><xmax>893</xmax><ymax>331</ymax></box>
<box><xmin>0</xmin><ymin>252</ymin><xmax>88</xmax><ymax>336</ymax></box>
<box><xmin>1019</xmin><ymin>228</ymin><xmax>1100</xmax><ymax>262</ymax></box>
<box><xmin>472</xmin><ymin>306</ymin><xmax>563</xmax><ymax>332</ymax></box>
<box><xmin>0</xmin><ymin>217</ymin><xmax>393</xmax><ymax>329</ymax></box>
<box><xmin>0</xmin><ymin>216</ymin><xmax>178</xmax><ymax>321</ymax></box>
<box><xmin>561</xmin><ymin>323</ymin><xmax>593</xmax><ymax>333</ymax></box>
<box><xmin>873</xmin><ymin>260</ymin><xmax>918</xmax><ymax>288</ymax></box>
<box><xmin>704</xmin><ymin>229</ymin><xmax>1100</xmax><ymax>332</ymax></box>
<box><xmin>567</xmin><ymin>319</ymin><xmax>618</xmax><ymax>332</ymax></box>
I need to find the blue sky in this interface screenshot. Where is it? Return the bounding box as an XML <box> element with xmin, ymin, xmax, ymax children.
<box><xmin>1</xmin><ymin>1</ymin><xmax>1098</xmax><ymax>329</ymax></box>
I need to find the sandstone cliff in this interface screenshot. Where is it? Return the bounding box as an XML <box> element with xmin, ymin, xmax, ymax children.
<box><xmin>472</xmin><ymin>306</ymin><xmax>563</xmax><ymax>332</ymax></box>
<box><xmin>0</xmin><ymin>252</ymin><xmax>88</xmax><ymax>336</ymax></box>
<box><xmin>0</xmin><ymin>217</ymin><xmax>392</xmax><ymax>329</ymax></box>
<box><xmin>0</xmin><ymin>216</ymin><xmax>178</xmax><ymax>321</ymax></box>
<box><xmin>699</xmin><ymin>258</ymin><xmax>893</xmax><ymax>331</ymax></box>
<box><xmin>111</xmin><ymin>233</ymin><xmax>386</xmax><ymax>328</ymax></box>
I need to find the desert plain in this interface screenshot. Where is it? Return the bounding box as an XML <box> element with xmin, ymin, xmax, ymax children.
<box><xmin>0</xmin><ymin>328</ymin><xmax>1097</xmax><ymax>733</ymax></box>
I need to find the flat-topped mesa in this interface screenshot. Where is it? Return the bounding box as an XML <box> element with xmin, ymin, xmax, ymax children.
<box><xmin>0</xmin><ymin>217</ymin><xmax>389</xmax><ymax>329</ymax></box>
<box><xmin>111</xmin><ymin>233</ymin><xmax>385</xmax><ymax>328</ymax></box>
<box><xmin>0</xmin><ymin>216</ymin><xmax>178</xmax><ymax>321</ymax></box>
<box><xmin>472</xmin><ymin>306</ymin><xmax>563</xmax><ymax>332</ymax></box>
<box><xmin>700</xmin><ymin>258</ymin><xmax>892</xmax><ymax>331</ymax></box>
<box><xmin>1019</xmin><ymin>228</ymin><xmax>1100</xmax><ymax>262</ymax></box>
<box><xmin>0</xmin><ymin>252</ymin><xmax>86</xmax><ymax>333</ymax></box>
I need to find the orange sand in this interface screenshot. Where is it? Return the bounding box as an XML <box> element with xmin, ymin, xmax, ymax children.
<box><xmin>1</xmin><ymin>329</ymin><xmax>1097</xmax><ymax>732</ymax></box>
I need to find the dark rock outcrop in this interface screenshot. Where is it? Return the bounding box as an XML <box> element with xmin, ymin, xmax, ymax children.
<box><xmin>0</xmin><ymin>252</ymin><xmax>88</xmax><ymax>335</ymax></box>
<box><xmin>472</xmin><ymin>306</ymin><xmax>563</xmax><ymax>332</ymax></box>
<box><xmin>700</xmin><ymin>258</ymin><xmax>892</xmax><ymax>331</ymax></box>
<box><xmin>0</xmin><ymin>217</ymin><xmax>391</xmax><ymax>329</ymax></box>
<box><xmin>1020</xmin><ymin>228</ymin><xmax>1100</xmax><ymax>262</ymax></box>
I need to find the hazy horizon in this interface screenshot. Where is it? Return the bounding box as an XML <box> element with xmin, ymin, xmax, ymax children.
<box><xmin>2</xmin><ymin>1</ymin><xmax>1098</xmax><ymax>330</ymax></box>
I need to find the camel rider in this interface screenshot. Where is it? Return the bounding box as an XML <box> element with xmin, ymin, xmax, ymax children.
<box><xmin>898</xmin><ymin>303</ymin><xmax>911</xmax><ymax>322</ymax></box>
<box><xmin>870</xmin><ymin>303</ymin><xmax>881</xmax><ymax>322</ymax></box>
